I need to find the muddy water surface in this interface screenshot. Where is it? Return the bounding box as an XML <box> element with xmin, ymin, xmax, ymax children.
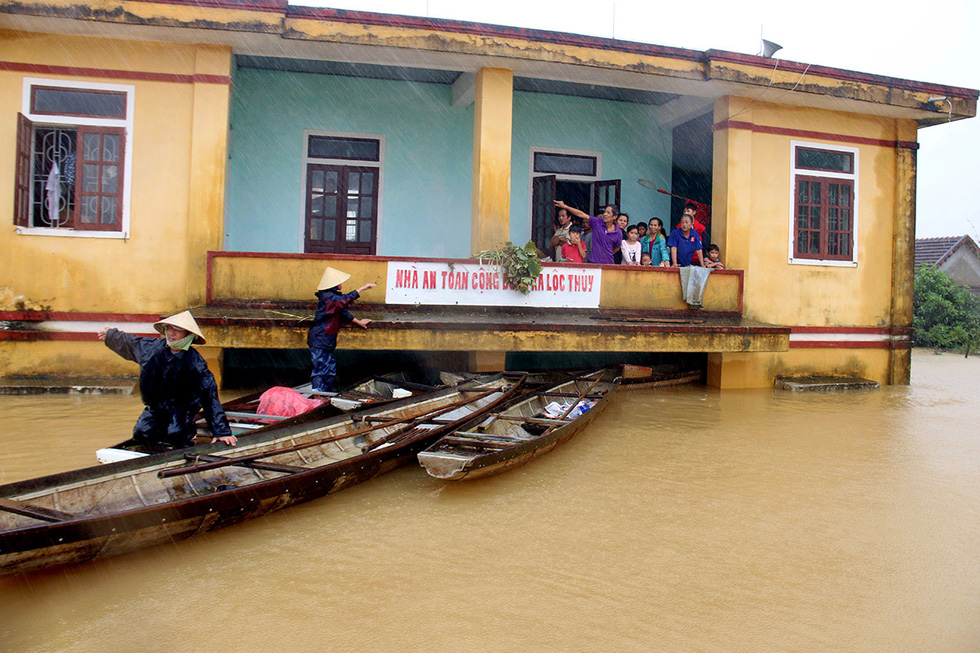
<box><xmin>1</xmin><ymin>350</ymin><xmax>978</xmax><ymax>652</ymax></box>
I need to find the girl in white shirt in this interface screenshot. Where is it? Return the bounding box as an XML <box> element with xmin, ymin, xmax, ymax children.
<box><xmin>620</xmin><ymin>225</ymin><xmax>642</xmax><ymax>266</ymax></box>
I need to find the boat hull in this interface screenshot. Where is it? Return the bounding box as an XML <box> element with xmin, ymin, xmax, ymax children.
<box><xmin>0</xmin><ymin>376</ymin><xmax>519</xmax><ymax>576</ymax></box>
<box><xmin>418</xmin><ymin>371</ymin><xmax>619</xmax><ymax>481</ymax></box>
<box><xmin>419</xmin><ymin>400</ymin><xmax>609</xmax><ymax>481</ymax></box>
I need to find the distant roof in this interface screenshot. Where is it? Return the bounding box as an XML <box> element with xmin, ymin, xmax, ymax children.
<box><xmin>915</xmin><ymin>235</ymin><xmax>980</xmax><ymax>267</ymax></box>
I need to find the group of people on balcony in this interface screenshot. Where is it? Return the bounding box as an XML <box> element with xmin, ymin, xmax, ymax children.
<box><xmin>551</xmin><ymin>200</ymin><xmax>724</xmax><ymax>270</ymax></box>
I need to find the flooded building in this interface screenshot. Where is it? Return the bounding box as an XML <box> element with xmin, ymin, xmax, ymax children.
<box><xmin>1</xmin><ymin>0</ymin><xmax>976</xmax><ymax>387</ymax></box>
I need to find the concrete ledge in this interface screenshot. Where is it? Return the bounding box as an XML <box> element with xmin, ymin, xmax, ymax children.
<box><xmin>0</xmin><ymin>376</ymin><xmax>137</xmax><ymax>395</ymax></box>
<box><xmin>775</xmin><ymin>376</ymin><xmax>879</xmax><ymax>392</ymax></box>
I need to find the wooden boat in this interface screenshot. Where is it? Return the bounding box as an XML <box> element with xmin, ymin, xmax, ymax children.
<box><xmin>417</xmin><ymin>370</ymin><xmax>620</xmax><ymax>481</ymax></box>
<box><xmin>0</xmin><ymin>374</ymin><xmax>523</xmax><ymax>576</ymax></box>
<box><xmin>618</xmin><ymin>364</ymin><xmax>702</xmax><ymax>390</ymax></box>
<box><xmin>95</xmin><ymin>374</ymin><xmax>437</xmax><ymax>464</ymax></box>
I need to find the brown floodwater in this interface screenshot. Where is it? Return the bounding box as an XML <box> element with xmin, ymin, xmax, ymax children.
<box><xmin>1</xmin><ymin>350</ymin><xmax>978</xmax><ymax>652</ymax></box>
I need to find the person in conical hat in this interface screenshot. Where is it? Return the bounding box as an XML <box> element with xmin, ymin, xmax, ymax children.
<box><xmin>153</xmin><ymin>310</ymin><xmax>206</xmax><ymax>345</ymax></box>
<box><xmin>98</xmin><ymin>310</ymin><xmax>236</xmax><ymax>450</ymax></box>
<box><xmin>308</xmin><ymin>266</ymin><xmax>376</xmax><ymax>393</ymax></box>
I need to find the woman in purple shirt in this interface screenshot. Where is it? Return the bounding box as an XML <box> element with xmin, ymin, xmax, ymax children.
<box><xmin>553</xmin><ymin>200</ymin><xmax>622</xmax><ymax>265</ymax></box>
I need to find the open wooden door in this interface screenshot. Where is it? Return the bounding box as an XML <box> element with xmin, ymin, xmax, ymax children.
<box><xmin>592</xmin><ymin>179</ymin><xmax>621</xmax><ymax>215</ymax></box>
<box><xmin>531</xmin><ymin>174</ymin><xmax>556</xmax><ymax>254</ymax></box>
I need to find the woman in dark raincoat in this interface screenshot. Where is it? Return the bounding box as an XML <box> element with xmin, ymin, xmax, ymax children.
<box><xmin>308</xmin><ymin>266</ymin><xmax>375</xmax><ymax>393</ymax></box>
<box><xmin>99</xmin><ymin>310</ymin><xmax>236</xmax><ymax>449</ymax></box>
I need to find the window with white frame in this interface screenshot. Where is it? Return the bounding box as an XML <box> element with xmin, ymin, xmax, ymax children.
<box><xmin>789</xmin><ymin>141</ymin><xmax>858</xmax><ymax>265</ymax></box>
<box><xmin>14</xmin><ymin>79</ymin><xmax>134</xmax><ymax>237</ymax></box>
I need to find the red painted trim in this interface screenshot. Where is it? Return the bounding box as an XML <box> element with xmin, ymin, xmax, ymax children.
<box><xmin>207</xmin><ymin>251</ymin><xmax>746</xmax><ymax>311</ymax></box>
<box><xmin>210</xmin><ymin>250</ymin><xmax>743</xmax><ymax>272</ymax></box>
<box><xmin>789</xmin><ymin>339</ymin><xmax>912</xmax><ymax>350</ymax></box>
<box><xmin>791</xmin><ymin>326</ymin><xmax>892</xmax><ymax>335</ymax></box>
<box><xmin>734</xmin><ymin>269</ymin><xmax>744</xmax><ymax>314</ymax></box>
<box><xmin>705</xmin><ymin>50</ymin><xmax>979</xmax><ymax>100</ymax></box>
<box><xmin>789</xmin><ymin>341</ymin><xmax>893</xmax><ymax>349</ymax></box>
<box><xmin>713</xmin><ymin>120</ymin><xmax>920</xmax><ymax>150</ymax></box>
<box><xmin>0</xmin><ymin>311</ymin><xmax>160</xmax><ymax>322</ymax></box>
<box><xmin>0</xmin><ymin>62</ymin><xmax>232</xmax><ymax>86</ymax></box>
<box><xmin>0</xmin><ymin>332</ymin><xmax>101</xmax><ymax>342</ymax></box>
<box><xmin>206</xmin><ymin>251</ymin><xmax>215</xmax><ymax>306</ymax></box>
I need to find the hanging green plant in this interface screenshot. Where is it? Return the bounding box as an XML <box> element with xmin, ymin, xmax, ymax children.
<box><xmin>474</xmin><ymin>241</ymin><xmax>544</xmax><ymax>295</ymax></box>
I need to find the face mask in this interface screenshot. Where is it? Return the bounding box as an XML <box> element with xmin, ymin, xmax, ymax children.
<box><xmin>167</xmin><ymin>333</ymin><xmax>195</xmax><ymax>351</ymax></box>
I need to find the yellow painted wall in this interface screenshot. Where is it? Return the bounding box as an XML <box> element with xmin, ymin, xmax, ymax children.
<box><xmin>713</xmin><ymin>97</ymin><xmax>915</xmax><ymax>328</ymax></box>
<box><xmin>208</xmin><ymin>254</ymin><xmax>743</xmax><ymax>312</ymax></box>
<box><xmin>0</xmin><ymin>31</ymin><xmax>231</xmax><ymax>313</ymax></box>
<box><xmin>0</xmin><ymin>340</ymin><xmax>140</xmax><ymax>377</ymax></box>
<box><xmin>708</xmin><ymin>349</ymin><xmax>895</xmax><ymax>389</ymax></box>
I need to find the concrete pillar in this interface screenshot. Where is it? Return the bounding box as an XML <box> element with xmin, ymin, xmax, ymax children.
<box><xmin>199</xmin><ymin>345</ymin><xmax>224</xmax><ymax>389</ymax></box>
<box><xmin>471</xmin><ymin>68</ymin><xmax>514</xmax><ymax>254</ymax></box>
<box><xmin>889</xmin><ymin>121</ymin><xmax>919</xmax><ymax>385</ymax></box>
<box><xmin>468</xmin><ymin>351</ymin><xmax>507</xmax><ymax>373</ymax></box>
<box><xmin>186</xmin><ymin>45</ymin><xmax>232</xmax><ymax>306</ymax></box>
<box><xmin>709</xmin><ymin>98</ymin><xmax>759</xmax><ymax>389</ymax></box>
<box><xmin>712</xmin><ymin>97</ymin><xmax>754</xmax><ymax>310</ymax></box>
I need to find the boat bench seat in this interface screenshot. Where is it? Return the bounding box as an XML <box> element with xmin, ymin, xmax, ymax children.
<box><xmin>0</xmin><ymin>497</ymin><xmax>77</xmax><ymax>523</ymax></box>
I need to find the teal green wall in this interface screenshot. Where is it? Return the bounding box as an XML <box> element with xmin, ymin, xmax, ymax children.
<box><xmin>510</xmin><ymin>92</ymin><xmax>673</xmax><ymax>241</ymax></box>
<box><xmin>226</xmin><ymin>69</ymin><xmax>474</xmax><ymax>257</ymax></box>
<box><xmin>226</xmin><ymin>69</ymin><xmax>674</xmax><ymax>258</ymax></box>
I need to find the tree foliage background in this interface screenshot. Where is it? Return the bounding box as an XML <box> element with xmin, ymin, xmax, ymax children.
<box><xmin>912</xmin><ymin>264</ymin><xmax>980</xmax><ymax>350</ymax></box>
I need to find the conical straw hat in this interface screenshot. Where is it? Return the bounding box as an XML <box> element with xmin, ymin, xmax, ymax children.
<box><xmin>154</xmin><ymin>310</ymin><xmax>206</xmax><ymax>345</ymax></box>
<box><xmin>317</xmin><ymin>266</ymin><xmax>351</xmax><ymax>291</ymax></box>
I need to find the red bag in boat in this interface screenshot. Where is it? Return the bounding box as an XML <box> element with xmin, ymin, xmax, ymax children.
<box><xmin>256</xmin><ymin>386</ymin><xmax>325</xmax><ymax>418</ymax></box>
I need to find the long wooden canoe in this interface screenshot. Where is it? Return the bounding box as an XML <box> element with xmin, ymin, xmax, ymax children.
<box><xmin>417</xmin><ymin>370</ymin><xmax>620</xmax><ymax>481</ymax></box>
<box><xmin>95</xmin><ymin>374</ymin><xmax>437</xmax><ymax>463</ymax></box>
<box><xmin>0</xmin><ymin>374</ymin><xmax>523</xmax><ymax>576</ymax></box>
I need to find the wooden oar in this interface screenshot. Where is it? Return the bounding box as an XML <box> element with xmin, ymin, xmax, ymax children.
<box><xmin>159</xmin><ymin>389</ymin><xmax>501</xmax><ymax>479</ymax></box>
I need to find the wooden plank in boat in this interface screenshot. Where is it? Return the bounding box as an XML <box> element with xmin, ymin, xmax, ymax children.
<box><xmin>539</xmin><ymin>392</ymin><xmax>606</xmax><ymax>400</ymax></box>
<box><xmin>494</xmin><ymin>415</ymin><xmax>568</xmax><ymax>425</ymax></box>
<box><xmin>453</xmin><ymin>431</ymin><xmax>531</xmax><ymax>443</ymax></box>
<box><xmin>0</xmin><ymin>497</ymin><xmax>76</xmax><ymax>523</ymax></box>
<box><xmin>224</xmin><ymin>411</ymin><xmax>288</xmax><ymax>421</ymax></box>
<box><xmin>187</xmin><ymin>454</ymin><xmax>308</xmax><ymax>475</ymax></box>
<box><xmin>438</xmin><ymin>436</ymin><xmax>514</xmax><ymax>449</ymax></box>
<box><xmin>356</xmin><ymin>415</ymin><xmax>400</xmax><ymax>423</ymax></box>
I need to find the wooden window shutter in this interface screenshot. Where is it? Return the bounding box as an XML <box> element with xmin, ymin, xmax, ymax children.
<box><xmin>14</xmin><ymin>113</ymin><xmax>33</xmax><ymax>227</ymax></box>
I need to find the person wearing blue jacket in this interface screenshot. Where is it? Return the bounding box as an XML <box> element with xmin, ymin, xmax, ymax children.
<box><xmin>307</xmin><ymin>266</ymin><xmax>376</xmax><ymax>393</ymax></box>
<box><xmin>99</xmin><ymin>310</ymin><xmax>236</xmax><ymax>449</ymax></box>
<box><xmin>641</xmin><ymin>217</ymin><xmax>671</xmax><ymax>266</ymax></box>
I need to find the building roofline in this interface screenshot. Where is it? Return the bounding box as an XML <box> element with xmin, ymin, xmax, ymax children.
<box><xmin>2</xmin><ymin>0</ymin><xmax>977</xmax><ymax>113</ymax></box>
<box><xmin>915</xmin><ymin>235</ymin><xmax>980</xmax><ymax>267</ymax></box>
<box><xmin>286</xmin><ymin>5</ymin><xmax>707</xmax><ymax>63</ymax></box>
<box><xmin>705</xmin><ymin>50</ymin><xmax>978</xmax><ymax>101</ymax></box>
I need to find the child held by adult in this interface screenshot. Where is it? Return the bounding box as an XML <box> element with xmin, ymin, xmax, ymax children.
<box><xmin>553</xmin><ymin>200</ymin><xmax>622</xmax><ymax>265</ymax></box>
<box><xmin>549</xmin><ymin>207</ymin><xmax>573</xmax><ymax>262</ymax></box>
